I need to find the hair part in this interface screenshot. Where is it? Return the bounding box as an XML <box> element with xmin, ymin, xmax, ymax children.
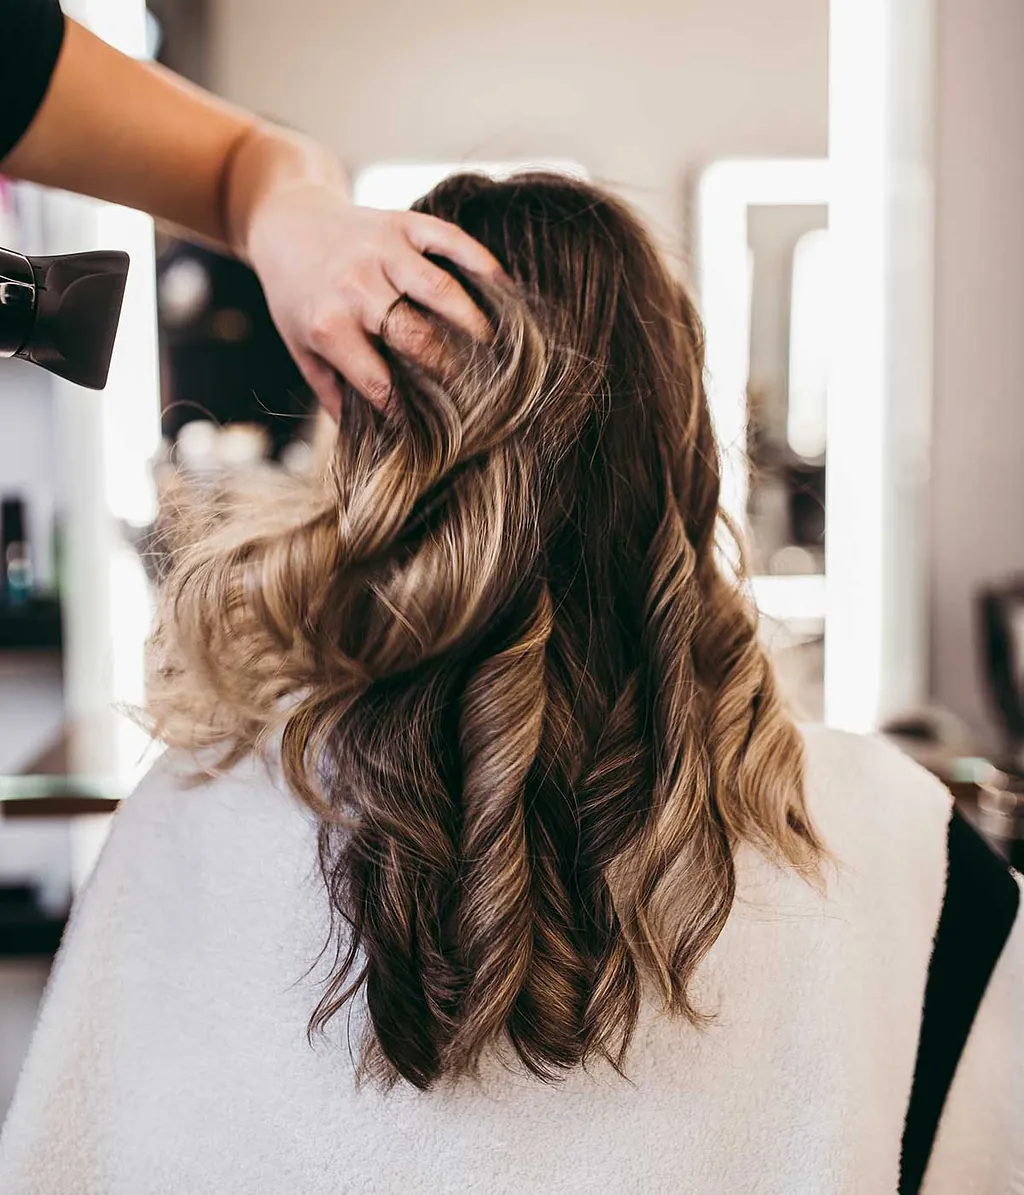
<box><xmin>147</xmin><ymin>172</ymin><xmax>824</xmax><ymax>1090</ymax></box>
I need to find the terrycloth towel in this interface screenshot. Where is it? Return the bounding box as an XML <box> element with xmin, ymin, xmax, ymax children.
<box><xmin>0</xmin><ymin>725</ymin><xmax>1020</xmax><ymax>1194</ymax></box>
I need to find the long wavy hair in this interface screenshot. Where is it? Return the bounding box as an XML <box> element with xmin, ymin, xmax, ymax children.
<box><xmin>147</xmin><ymin>172</ymin><xmax>824</xmax><ymax>1090</ymax></box>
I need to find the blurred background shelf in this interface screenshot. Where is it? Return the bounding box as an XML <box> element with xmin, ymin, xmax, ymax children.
<box><xmin>0</xmin><ymin>885</ymin><xmax>66</xmax><ymax>959</ymax></box>
<box><xmin>0</xmin><ymin>597</ymin><xmax>62</xmax><ymax>653</ymax></box>
<box><xmin>751</xmin><ymin>573</ymin><xmax>826</xmax><ymax>626</ymax></box>
<box><xmin>0</xmin><ymin>773</ymin><xmax>125</xmax><ymax>818</ymax></box>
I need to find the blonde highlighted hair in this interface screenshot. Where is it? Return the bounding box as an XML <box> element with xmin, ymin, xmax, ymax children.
<box><xmin>147</xmin><ymin>172</ymin><xmax>823</xmax><ymax>1089</ymax></box>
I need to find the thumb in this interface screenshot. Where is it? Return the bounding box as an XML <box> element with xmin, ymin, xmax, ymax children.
<box><xmin>295</xmin><ymin>350</ymin><xmax>345</xmax><ymax>423</ymax></box>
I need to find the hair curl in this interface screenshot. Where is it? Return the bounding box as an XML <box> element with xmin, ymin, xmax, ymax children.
<box><xmin>147</xmin><ymin>172</ymin><xmax>824</xmax><ymax>1090</ymax></box>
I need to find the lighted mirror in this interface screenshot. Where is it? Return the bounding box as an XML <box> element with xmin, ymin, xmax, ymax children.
<box><xmin>697</xmin><ymin>159</ymin><xmax>831</xmax><ymax>717</ymax></box>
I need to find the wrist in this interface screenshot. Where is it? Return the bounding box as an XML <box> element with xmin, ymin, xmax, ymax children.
<box><xmin>221</xmin><ymin>124</ymin><xmax>346</xmax><ymax>260</ymax></box>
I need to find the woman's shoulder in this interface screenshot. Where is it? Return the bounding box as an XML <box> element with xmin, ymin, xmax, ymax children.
<box><xmin>798</xmin><ymin>722</ymin><xmax>954</xmax><ymax>897</ymax></box>
<box><xmin>799</xmin><ymin>722</ymin><xmax>953</xmax><ymax>833</ymax></box>
<box><xmin>799</xmin><ymin>720</ymin><xmax>952</xmax><ymax>797</ymax></box>
<box><xmin>121</xmin><ymin>742</ymin><xmax>310</xmax><ymax>823</ymax></box>
<box><xmin>62</xmin><ymin>745</ymin><xmax>326</xmax><ymax>998</ymax></box>
<box><xmin>98</xmin><ymin>744</ymin><xmax>319</xmax><ymax>898</ymax></box>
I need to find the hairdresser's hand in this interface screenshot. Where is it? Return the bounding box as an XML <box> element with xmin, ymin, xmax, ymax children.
<box><xmin>5</xmin><ymin>24</ymin><xmax>503</xmax><ymax>418</ymax></box>
<box><xmin>237</xmin><ymin>156</ymin><xmax>506</xmax><ymax>418</ymax></box>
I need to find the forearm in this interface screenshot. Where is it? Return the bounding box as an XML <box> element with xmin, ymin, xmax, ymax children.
<box><xmin>2</xmin><ymin>17</ymin><xmax>343</xmax><ymax>253</ymax></box>
<box><xmin>2</xmin><ymin>11</ymin><xmax>501</xmax><ymax>416</ymax></box>
<box><xmin>220</xmin><ymin>124</ymin><xmax>347</xmax><ymax>260</ymax></box>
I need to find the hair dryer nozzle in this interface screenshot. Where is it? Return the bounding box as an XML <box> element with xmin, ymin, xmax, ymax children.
<box><xmin>0</xmin><ymin>247</ymin><xmax>130</xmax><ymax>390</ymax></box>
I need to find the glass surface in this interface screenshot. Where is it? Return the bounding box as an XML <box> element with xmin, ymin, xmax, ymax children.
<box><xmin>746</xmin><ymin>203</ymin><xmax>829</xmax><ymax>581</ymax></box>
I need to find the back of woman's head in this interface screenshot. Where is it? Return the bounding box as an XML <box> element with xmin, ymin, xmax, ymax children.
<box><xmin>148</xmin><ymin>171</ymin><xmax>822</xmax><ymax>1090</ymax></box>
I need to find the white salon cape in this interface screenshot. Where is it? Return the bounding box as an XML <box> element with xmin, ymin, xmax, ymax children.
<box><xmin>1</xmin><ymin>726</ymin><xmax>1021</xmax><ymax>1194</ymax></box>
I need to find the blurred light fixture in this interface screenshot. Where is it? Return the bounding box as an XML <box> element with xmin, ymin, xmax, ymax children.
<box><xmin>825</xmin><ymin>0</ymin><xmax>934</xmax><ymax>732</ymax></box>
<box><xmin>144</xmin><ymin>10</ymin><xmax>162</xmax><ymax>61</ymax></box>
<box><xmin>787</xmin><ymin>228</ymin><xmax>831</xmax><ymax>461</ymax></box>
<box><xmin>752</xmin><ymin>573</ymin><xmax>827</xmax><ymax>624</ymax></box>
<box><xmin>696</xmin><ymin>159</ymin><xmax>830</xmax><ymax>634</ymax></box>
<box><xmin>697</xmin><ymin>158</ymin><xmax>831</xmax><ymax>527</ymax></box>
<box><xmin>825</xmin><ymin>0</ymin><xmax>887</xmax><ymax>734</ymax></box>
<box><xmin>354</xmin><ymin>160</ymin><xmax>588</xmax><ymax>212</ymax></box>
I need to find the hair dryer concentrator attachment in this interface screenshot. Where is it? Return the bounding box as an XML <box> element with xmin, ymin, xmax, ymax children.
<box><xmin>0</xmin><ymin>246</ymin><xmax>130</xmax><ymax>390</ymax></box>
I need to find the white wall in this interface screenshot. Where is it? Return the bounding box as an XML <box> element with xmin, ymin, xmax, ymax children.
<box><xmin>0</xmin><ymin>962</ymin><xmax>50</xmax><ymax>1126</ymax></box>
<box><xmin>930</xmin><ymin>0</ymin><xmax>1024</xmax><ymax>748</ymax></box>
<box><xmin>209</xmin><ymin>0</ymin><xmax>829</xmax><ymax>251</ymax></box>
<box><xmin>0</xmin><ymin>361</ymin><xmax>59</xmax><ymax>592</ymax></box>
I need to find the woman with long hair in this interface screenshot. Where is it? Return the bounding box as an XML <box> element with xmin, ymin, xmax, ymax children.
<box><xmin>1</xmin><ymin>173</ymin><xmax>1020</xmax><ymax>1195</ymax></box>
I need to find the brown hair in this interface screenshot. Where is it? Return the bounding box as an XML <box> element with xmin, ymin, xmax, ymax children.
<box><xmin>147</xmin><ymin>172</ymin><xmax>823</xmax><ymax>1090</ymax></box>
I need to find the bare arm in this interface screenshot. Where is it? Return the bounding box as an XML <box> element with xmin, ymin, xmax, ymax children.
<box><xmin>4</xmin><ymin>19</ymin><xmax>504</xmax><ymax>414</ymax></box>
<box><xmin>5</xmin><ymin>19</ymin><xmax>263</xmax><ymax>245</ymax></box>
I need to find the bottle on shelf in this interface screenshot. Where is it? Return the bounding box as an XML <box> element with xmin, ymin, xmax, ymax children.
<box><xmin>1</xmin><ymin>495</ymin><xmax>34</xmax><ymax>606</ymax></box>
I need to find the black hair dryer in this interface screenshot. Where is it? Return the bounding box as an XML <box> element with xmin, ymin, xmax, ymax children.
<box><xmin>0</xmin><ymin>245</ymin><xmax>129</xmax><ymax>390</ymax></box>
